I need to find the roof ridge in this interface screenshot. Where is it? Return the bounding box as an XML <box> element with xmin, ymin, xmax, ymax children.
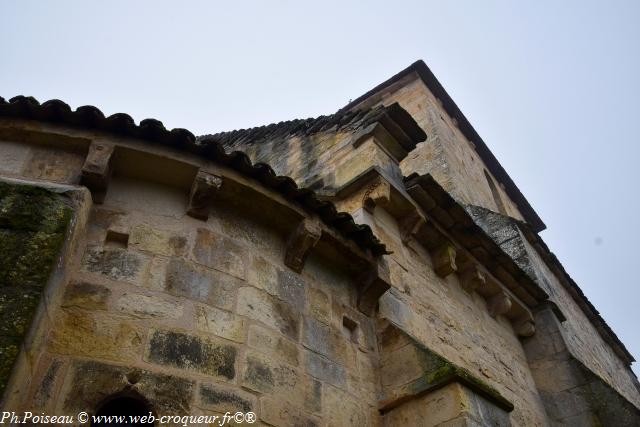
<box><xmin>197</xmin><ymin>105</ymin><xmax>389</xmax><ymax>148</ymax></box>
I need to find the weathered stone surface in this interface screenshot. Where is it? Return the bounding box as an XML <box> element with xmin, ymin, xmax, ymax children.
<box><xmin>146</xmin><ymin>330</ymin><xmax>236</xmax><ymax>380</ymax></box>
<box><xmin>0</xmin><ymin>141</ymin><xmax>30</xmax><ymax>175</ymax></box>
<box><xmin>383</xmin><ymin>383</ymin><xmax>488</xmax><ymax>427</ymax></box>
<box><xmin>195</xmin><ymin>305</ymin><xmax>246</xmax><ymax>343</ymax></box>
<box><xmin>302</xmin><ymin>315</ymin><xmax>355</xmax><ymax>367</ymax></box>
<box><xmin>130</xmin><ymin>224</ymin><xmax>187</xmax><ymax>256</ymax></box>
<box><xmin>49</xmin><ymin>310</ymin><xmax>144</xmax><ymax>362</ymax></box>
<box><xmin>32</xmin><ymin>358</ymin><xmax>62</xmax><ymax>408</ymax></box>
<box><xmin>260</xmin><ymin>396</ymin><xmax>319</xmax><ymax>427</ymax></box>
<box><xmin>247</xmin><ymin>324</ymin><xmax>299</xmax><ymax>366</ymax></box>
<box><xmin>62</xmin><ymin>281</ymin><xmax>111</xmax><ymax>310</ymax></box>
<box><xmin>242</xmin><ymin>351</ymin><xmax>298</xmax><ymax>394</ymax></box>
<box><xmin>323</xmin><ymin>384</ymin><xmax>367</xmax><ymax>427</ymax></box>
<box><xmin>115</xmin><ymin>293</ymin><xmax>184</xmax><ymax>320</ymax></box>
<box><xmin>83</xmin><ymin>246</ymin><xmax>148</xmax><ymax>283</ymax></box>
<box><xmin>247</xmin><ymin>255</ymin><xmax>278</xmax><ymax>294</ymax></box>
<box><xmin>237</xmin><ymin>287</ymin><xmax>300</xmax><ymax>340</ymax></box>
<box><xmin>243</xmin><ymin>354</ymin><xmax>275</xmax><ymax>393</ymax></box>
<box><xmin>165</xmin><ymin>259</ymin><xmax>237</xmax><ymax>310</ymax></box>
<box><xmin>307</xmin><ymin>287</ymin><xmax>331</xmax><ymax>325</ymax></box>
<box><xmin>193</xmin><ymin>228</ymin><xmax>246</xmax><ymax>279</ymax></box>
<box><xmin>380</xmin><ymin>343</ymin><xmax>425</xmax><ymax>389</ymax></box>
<box><xmin>62</xmin><ymin>360</ymin><xmax>194</xmax><ymax>414</ymax></box>
<box><xmin>276</xmin><ymin>268</ymin><xmax>306</xmax><ymax>308</ymax></box>
<box><xmin>305</xmin><ymin>351</ymin><xmax>346</xmax><ymax>389</ymax></box>
<box><xmin>199</xmin><ymin>382</ymin><xmax>255</xmax><ymax>413</ymax></box>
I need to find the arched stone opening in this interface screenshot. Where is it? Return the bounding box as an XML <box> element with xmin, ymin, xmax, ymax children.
<box><xmin>92</xmin><ymin>392</ymin><xmax>155</xmax><ymax>427</ymax></box>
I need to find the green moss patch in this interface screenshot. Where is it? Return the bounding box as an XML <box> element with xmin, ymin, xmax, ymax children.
<box><xmin>0</xmin><ymin>181</ymin><xmax>72</xmax><ymax>395</ymax></box>
<box><xmin>410</xmin><ymin>335</ymin><xmax>514</xmax><ymax>412</ymax></box>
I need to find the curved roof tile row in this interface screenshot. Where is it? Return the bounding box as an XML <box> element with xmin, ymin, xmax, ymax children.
<box><xmin>0</xmin><ymin>95</ymin><xmax>388</xmax><ymax>255</ymax></box>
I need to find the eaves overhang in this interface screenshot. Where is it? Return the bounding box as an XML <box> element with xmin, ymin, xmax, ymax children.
<box><xmin>0</xmin><ymin>95</ymin><xmax>388</xmax><ymax>256</ymax></box>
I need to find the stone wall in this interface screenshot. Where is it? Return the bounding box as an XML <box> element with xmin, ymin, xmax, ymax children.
<box><xmin>366</xmin><ymin>209</ymin><xmax>549</xmax><ymax>426</ymax></box>
<box><xmin>1</xmin><ymin>77</ymin><xmax>639</xmax><ymax>427</ymax></box>
<box><xmin>0</xmin><ymin>132</ymin><xmax>382</xmax><ymax>426</ymax></box>
<box><xmin>356</xmin><ymin>73</ymin><xmax>527</xmax><ymax>222</ymax></box>
<box><xmin>0</xmin><ymin>180</ymin><xmax>72</xmax><ymax>396</ymax></box>
<box><xmin>469</xmin><ymin>206</ymin><xmax>640</xmax><ymax>410</ymax></box>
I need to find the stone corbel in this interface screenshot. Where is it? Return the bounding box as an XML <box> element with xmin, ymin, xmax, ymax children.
<box><xmin>488</xmin><ymin>290</ymin><xmax>512</xmax><ymax>318</ymax></box>
<box><xmin>513</xmin><ymin>312</ymin><xmax>536</xmax><ymax>337</ymax></box>
<box><xmin>363</xmin><ymin>178</ymin><xmax>391</xmax><ymax>213</ymax></box>
<box><xmin>431</xmin><ymin>243</ymin><xmax>457</xmax><ymax>278</ymax></box>
<box><xmin>186</xmin><ymin>170</ymin><xmax>223</xmax><ymax>220</ymax></box>
<box><xmin>399</xmin><ymin>212</ymin><xmax>423</xmax><ymax>244</ymax></box>
<box><xmin>80</xmin><ymin>142</ymin><xmax>114</xmax><ymax>204</ymax></box>
<box><xmin>459</xmin><ymin>264</ymin><xmax>486</xmax><ymax>293</ymax></box>
<box><xmin>357</xmin><ymin>259</ymin><xmax>392</xmax><ymax>315</ymax></box>
<box><xmin>284</xmin><ymin>218</ymin><xmax>322</xmax><ymax>273</ymax></box>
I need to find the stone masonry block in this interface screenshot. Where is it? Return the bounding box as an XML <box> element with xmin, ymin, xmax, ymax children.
<box><xmin>302</xmin><ymin>315</ymin><xmax>357</xmax><ymax>368</ymax></box>
<box><xmin>61</xmin><ymin>281</ymin><xmax>111</xmax><ymax>310</ymax></box>
<box><xmin>307</xmin><ymin>287</ymin><xmax>331</xmax><ymax>325</ymax></box>
<box><xmin>247</xmin><ymin>324</ymin><xmax>299</xmax><ymax>367</ymax></box>
<box><xmin>115</xmin><ymin>293</ymin><xmax>184</xmax><ymax>320</ymax></box>
<box><xmin>199</xmin><ymin>382</ymin><xmax>256</xmax><ymax>413</ymax></box>
<box><xmin>193</xmin><ymin>228</ymin><xmax>246</xmax><ymax>280</ymax></box>
<box><xmin>276</xmin><ymin>269</ymin><xmax>306</xmax><ymax>308</ymax></box>
<box><xmin>164</xmin><ymin>259</ymin><xmax>237</xmax><ymax>310</ymax></box>
<box><xmin>147</xmin><ymin>330</ymin><xmax>237</xmax><ymax>380</ymax></box>
<box><xmin>82</xmin><ymin>246</ymin><xmax>148</xmax><ymax>284</ymax></box>
<box><xmin>242</xmin><ymin>351</ymin><xmax>299</xmax><ymax>395</ymax></box>
<box><xmin>49</xmin><ymin>310</ymin><xmax>143</xmax><ymax>363</ymax></box>
<box><xmin>237</xmin><ymin>287</ymin><xmax>300</xmax><ymax>341</ymax></box>
<box><xmin>305</xmin><ymin>351</ymin><xmax>346</xmax><ymax>389</ymax></box>
<box><xmin>247</xmin><ymin>255</ymin><xmax>278</xmax><ymax>295</ymax></box>
<box><xmin>260</xmin><ymin>396</ymin><xmax>319</xmax><ymax>427</ymax></box>
<box><xmin>195</xmin><ymin>305</ymin><xmax>246</xmax><ymax>343</ymax></box>
<box><xmin>129</xmin><ymin>224</ymin><xmax>187</xmax><ymax>257</ymax></box>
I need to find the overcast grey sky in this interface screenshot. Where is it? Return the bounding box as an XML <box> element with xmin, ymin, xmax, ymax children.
<box><xmin>2</xmin><ymin>1</ymin><xmax>639</xmax><ymax>374</ymax></box>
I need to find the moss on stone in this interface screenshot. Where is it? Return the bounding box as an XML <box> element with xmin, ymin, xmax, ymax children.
<box><xmin>0</xmin><ymin>336</ymin><xmax>20</xmax><ymax>393</ymax></box>
<box><xmin>0</xmin><ymin>181</ymin><xmax>73</xmax><ymax>397</ymax></box>
<box><xmin>0</xmin><ymin>288</ymin><xmax>41</xmax><ymax>337</ymax></box>
<box><xmin>410</xmin><ymin>334</ymin><xmax>515</xmax><ymax>412</ymax></box>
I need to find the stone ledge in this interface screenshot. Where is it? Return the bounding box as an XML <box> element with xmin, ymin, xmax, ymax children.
<box><xmin>379</xmin><ymin>325</ymin><xmax>514</xmax><ymax>414</ymax></box>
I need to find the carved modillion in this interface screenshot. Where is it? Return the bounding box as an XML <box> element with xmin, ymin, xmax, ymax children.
<box><xmin>432</xmin><ymin>243</ymin><xmax>457</xmax><ymax>278</ymax></box>
<box><xmin>399</xmin><ymin>212</ymin><xmax>423</xmax><ymax>244</ymax></box>
<box><xmin>460</xmin><ymin>265</ymin><xmax>486</xmax><ymax>293</ymax></box>
<box><xmin>514</xmin><ymin>313</ymin><xmax>536</xmax><ymax>337</ymax></box>
<box><xmin>81</xmin><ymin>142</ymin><xmax>115</xmax><ymax>204</ymax></box>
<box><xmin>186</xmin><ymin>170</ymin><xmax>223</xmax><ymax>220</ymax></box>
<box><xmin>284</xmin><ymin>218</ymin><xmax>322</xmax><ymax>273</ymax></box>
<box><xmin>488</xmin><ymin>290</ymin><xmax>512</xmax><ymax>318</ymax></box>
<box><xmin>362</xmin><ymin>179</ymin><xmax>391</xmax><ymax>213</ymax></box>
<box><xmin>357</xmin><ymin>259</ymin><xmax>391</xmax><ymax>315</ymax></box>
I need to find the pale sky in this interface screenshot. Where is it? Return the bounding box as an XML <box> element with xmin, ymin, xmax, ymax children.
<box><xmin>2</xmin><ymin>1</ymin><xmax>639</xmax><ymax>375</ymax></box>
